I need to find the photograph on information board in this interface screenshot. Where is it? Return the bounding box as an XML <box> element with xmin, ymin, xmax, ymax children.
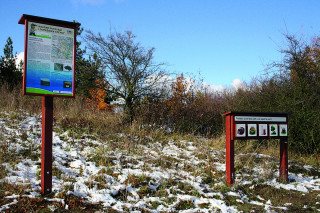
<box><xmin>248</xmin><ymin>124</ymin><xmax>257</xmax><ymax>136</ymax></box>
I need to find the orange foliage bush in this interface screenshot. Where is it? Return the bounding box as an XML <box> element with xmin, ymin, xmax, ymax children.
<box><xmin>86</xmin><ymin>79</ymin><xmax>112</xmax><ymax>111</ymax></box>
<box><xmin>289</xmin><ymin>36</ymin><xmax>320</xmax><ymax>85</ymax></box>
<box><xmin>165</xmin><ymin>74</ymin><xmax>192</xmax><ymax>114</ymax></box>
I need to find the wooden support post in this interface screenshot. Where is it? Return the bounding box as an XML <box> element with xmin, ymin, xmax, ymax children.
<box><xmin>226</xmin><ymin>115</ymin><xmax>235</xmax><ymax>186</ymax></box>
<box><xmin>279</xmin><ymin>137</ymin><xmax>288</xmax><ymax>183</ymax></box>
<box><xmin>41</xmin><ymin>96</ymin><xmax>53</xmax><ymax>195</ymax></box>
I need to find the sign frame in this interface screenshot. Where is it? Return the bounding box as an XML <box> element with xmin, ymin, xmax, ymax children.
<box><xmin>19</xmin><ymin>14</ymin><xmax>80</xmax><ymax>98</ymax></box>
<box><xmin>223</xmin><ymin>111</ymin><xmax>289</xmax><ymax>186</ymax></box>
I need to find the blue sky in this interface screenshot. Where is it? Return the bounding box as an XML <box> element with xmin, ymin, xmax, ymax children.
<box><xmin>1</xmin><ymin>0</ymin><xmax>320</xmax><ymax>89</ymax></box>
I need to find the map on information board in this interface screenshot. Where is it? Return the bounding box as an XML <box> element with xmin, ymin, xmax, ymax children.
<box><xmin>51</xmin><ymin>35</ymin><xmax>73</xmax><ymax>60</ymax></box>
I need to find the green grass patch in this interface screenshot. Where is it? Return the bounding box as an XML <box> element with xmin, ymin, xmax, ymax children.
<box><xmin>0</xmin><ymin>182</ymin><xmax>32</xmax><ymax>198</ymax></box>
<box><xmin>175</xmin><ymin>200</ymin><xmax>195</xmax><ymax>210</ymax></box>
<box><xmin>149</xmin><ymin>201</ymin><xmax>162</xmax><ymax>209</ymax></box>
<box><xmin>198</xmin><ymin>202</ymin><xmax>210</xmax><ymax>209</ymax></box>
<box><xmin>26</xmin><ymin>87</ymin><xmax>72</xmax><ymax>96</ymax></box>
<box><xmin>162</xmin><ymin>196</ymin><xmax>177</xmax><ymax>205</ymax></box>
<box><xmin>137</xmin><ymin>185</ymin><xmax>153</xmax><ymax>198</ymax></box>
<box><xmin>235</xmin><ymin>183</ymin><xmax>320</xmax><ymax>211</ymax></box>
<box><xmin>289</xmin><ymin>163</ymin><xmax>320</xmax><ymax>177</ymax></box>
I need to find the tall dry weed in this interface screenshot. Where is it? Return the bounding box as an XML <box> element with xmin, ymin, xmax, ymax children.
<box><xmin>0</xmin><ymin>84</ymin><xmax>41</xmax><ymax>114</ymax></box>
<box><xmin>0</xmin><ymin>84</ymin><xmax>125</xmax><ymax>139</ymax></box>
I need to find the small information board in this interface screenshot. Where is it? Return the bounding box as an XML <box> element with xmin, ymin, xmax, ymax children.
<box><xmin>223</xmin><ymin>112</ymin><xmax>289</xmax><ymax>186</ymax></box>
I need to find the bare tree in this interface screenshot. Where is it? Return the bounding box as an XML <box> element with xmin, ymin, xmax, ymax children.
<box><xmin>84</xmin><ymin>30</ymin><xmax>167</xmax><ymax>121</ymax></box>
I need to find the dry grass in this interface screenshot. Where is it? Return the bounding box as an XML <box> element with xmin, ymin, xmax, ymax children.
<box><xmin>0</xmin><ymin>84</ymin><xmax>125</xmax><ymax>139</ymax></box>
<box><xmin>1</xmin><ymin>84</ymin><xmax>318</xmax><ymax>167</ymax></box>
<box><xmin>0</xmin><ymin>84</ymin><xmax>42</xmax><ymax>114</ymax></box>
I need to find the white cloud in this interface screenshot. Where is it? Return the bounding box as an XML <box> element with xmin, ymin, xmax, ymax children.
<box><xmin>2</xmin><ymin>52</ymin><xmax>24</xmax><ymax>69</ymax></box>
<box><xmin>203</xmin><ymin>82</ymin><xmax>224</xmax><ymax>93</ymax></box>
<box><xmin>145</xmin><ymin>74</ymin><xmax>173</xmax><ymax>86</ymax></box>
<box><xmin>201</xmin><ymin>78</ymin><xmax>248</xmax><ymax>94</ymax></box>
<box><xmin>231</xmin><ymin>78</ymin><xmax>247</xmax><ymax>91</ymax></box>
<box><xmin>16</xmin><ymin>52</ymin><xmax>24</xmax><ymax>68</ymax></box>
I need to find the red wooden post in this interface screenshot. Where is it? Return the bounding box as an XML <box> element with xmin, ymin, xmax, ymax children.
<box><xmin>279</xmin><ymin>137</ymin><xmax>288</xmax><ymax>183</ymax></box>
<box><xmin>41</xmin><ymin>96</ymin><xmax>53</xmax><ymax>195</ymax></box>
<box><xmin>225</xmin><ymin>114</ymin><xmax>235</xmax><ymax>186</ymax></box>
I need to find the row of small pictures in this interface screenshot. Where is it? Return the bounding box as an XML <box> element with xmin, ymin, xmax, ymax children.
<box><xmin>236</xmin><ymin>124</ymin><xmax>288</xmax><ymax>137</ymax></box>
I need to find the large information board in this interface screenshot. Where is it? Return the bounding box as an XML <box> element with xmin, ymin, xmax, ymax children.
<box><xmin>19</xmin><ymin>14</ymin><xmax>80</xmax><ymax>97</ymax></box>
<box><xmin>19</xmin><ymin>14</ymin><xmax>80</xmax><ymax>196</ymax></box>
